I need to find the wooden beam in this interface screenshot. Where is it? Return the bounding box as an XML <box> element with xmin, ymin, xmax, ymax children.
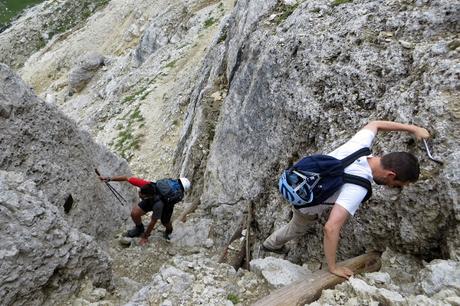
<box><xmin>252</xmin><ymin>251</ymin><xmax>381</xmax><ymax>306</ymax></box>
<box><xmin>245</xmin><ymin>201</ymin><xmax>253</xmax><ymax>270</ymax></box>
<box><xmin>229</xmin><ymin>238</ymin><xmax>247</xmax><ymax>270</ymax></box>
<box><xmin>218</xmin><ymin>217</ymin><xmax>245</xmax><ymax>263</ymax></box>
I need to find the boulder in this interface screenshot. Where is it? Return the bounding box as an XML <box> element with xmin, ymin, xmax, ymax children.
<box><xmin>250</xmin><ymin>256</ymin><xmax>312</xmax><ymax>288</ymax></box>
<box><xmin>68</xmin><ymin>52</ymin><xmax>105</xmax><ymax>92</ymax></box>
<box><xmin>0</xmin><ymin>170</ymin><xmax>111</xmax><ymax>305</ymax></box>
<box><xmin>416</xmin><ymin>260</ymin><xmax>460</xmax><ymax>296</ymax></box>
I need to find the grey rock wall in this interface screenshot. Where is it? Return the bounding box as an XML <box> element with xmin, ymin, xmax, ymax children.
<box><xmin>0</xmin><ymin>63</ymin><xmax>139</xmax><ymax>304</ymax></box>
<box><xmin>68</xmin><ymin>52</ymin><xmax>105</xmax><ymax>92</ymax></box>
<box><xmin>0</xmin><ymin>170</ymin><xmax>112</xmax><ymax>306</ymax></box>
<box><xmin>0</xmin><ymin>63</ymin><xmax>137</xmax><ymax>240</ymax></box>
<box><xmin>177</xmin><ymin>0</ymin><xmax>460</xmax><ymax>263</ymax></box>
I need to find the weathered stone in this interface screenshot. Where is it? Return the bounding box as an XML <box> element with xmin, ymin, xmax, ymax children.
<box><xmin>119</xmin><ymin>237</ymin><xmax>133</xmax><ymax>247</ymax></box>
<box><xmin>90</xmin><ymin>288</ymin><xmax>107</xmax><ymax>302</ymax></box>
<box><xmin>171</xmin><ymin>218</ymin><xmax>212</xmax><ymax>247</ymax></box>
<box><xmin>406</xmin><ymin>295</ymin><xmax>450</xmax><ymax>306</ymax></box>
<box><xmin>68</xmin><ymin>52</ymin><xmax>105</xmax><ymax>92</ymax></box>
<box><xmin>417</xmin><ymin>260</ymin><xmax>460</xmax><ymax>296</ymax></box>
<box><xmin>445</xmin><ymin>296</ymin><xmax>460</xmax><ymax>306</ymax></box>
<box><xmin>250</xmin><ymin>256</ymin><xmax>312</xmax><ymax>288</ymax></box>
<box><xmin>0</xmin><ymin>170</ymin><xmax>112</xmax><ymax>305</ymax></box>
<box><xmin>126</xmin><ymin>253</ymin><xmax>268</xmax><ymax>305</ymax></box>
<box><xmin>365</xmin><ymin>272</ymin><xmax>392</xmax><ymax>286</ymax></box>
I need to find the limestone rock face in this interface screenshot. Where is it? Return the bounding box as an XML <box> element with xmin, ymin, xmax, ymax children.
<box><xmin>0</xmin><ymin>170</ymin><xmax>112</xmax><ymax>305</ymax></box>
<box><xmin>0</xmin><ymin>64</ymin><xmax>136</xmax><ymax>240</ymax></box>
<box><xmin>0</xmin><ymin>0</ymin><xmax>110</xmax><ymax>69</ymax></box>
<box><xmin>177</xmin><ymin>0</ymin><xmax>460</xmax><ymax>263</ymax></box>
<box><xmin>68</xmin><ymin>52</ymin><xmax>105</xmax><ymax>92</ymax></box>
<box><xmin>416</xmin><ymin>260</ymin><xmax>460</xmax><ymax>297</ymax></box>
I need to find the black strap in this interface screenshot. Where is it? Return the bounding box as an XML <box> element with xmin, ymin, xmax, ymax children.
<box><xmin>341</xmin><ymin>147</ymin><xmax>371</xmax><ymax>168</ymax></box>
<box><xmin>343</xmin><ymin>174</ymin><xmax>372</xmax><ymax>203</ymax></box>
<box><xmin>320</xmin><ymin>147</ymin><xmax>371</xmax><ymax>177</ymax></box>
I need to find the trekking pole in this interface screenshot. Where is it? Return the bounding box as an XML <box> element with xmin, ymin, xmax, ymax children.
<box><xmin>422</xmin><ymin>139</ymin><xmax>444</xmax><ymax>165</ymax></box>
<box><xmin>95</xmin><ymin>168</ymin><xmax>127</xmax><ymax>205</ymax></box>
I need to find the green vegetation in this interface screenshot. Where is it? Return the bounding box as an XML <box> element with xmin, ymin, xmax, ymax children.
<box><xmin>448</xmin><ymin>40</ymin><xmax>460</xmax><ymax>50</ymax></box>
<box><xmin>217</xmin><ymin>30</ymin><xmax>228</xmax><ymax>44</ymax></box>
<box><xmin>0</xmin><ymin>0</ymin><xmax>44</xmax><ymax>28</ymax></box>
<box><xmin>218</xmin><ymin>2</ymin><xmax>225</xmax><ymax>14</ymax></box>
<box><xmin>204</xmin><ymin>17</ymin><xmax>216</xmax><ymax>28</ymax></box>
<box><xmin>47</xmin><ymin>0</ymin><xmax>111</xmax><ymax>38</ymax></box>
<box><xmin>165</xmin><ymin>59</ymin><xmax>177</xmax><ymax>69</ymax></box>
<box><xmin>113</xmin><ymin>105</ymin><xmax>145</xmax><ymax>160</ymax></box>
<box><xmin>227</xmin><ymin>293</ymin><xmax>240</xmax><ymax>304</ymax></box>
<box><xmin>36</xmin><ymin>36</ymin><xmax>46</xmax><ymax>49</ymax></box>
<box><xmin>129</xmin><ymin>107</ymin><xmax>144</xmax><ymax>122</ymax></box>
<box><xmin>122</xmin><ymin>86</ymin><xmax>149</xmax><ymax>104</ymax></box>
<box><xmin>332</xmin><ymin>0</ymin><xmax>353</xmax><ymax>6</ymax></box>
<box><xmin>274</xmin><ymin>2</ymin><xmax>300</xmax><ymax>25</ymax></box>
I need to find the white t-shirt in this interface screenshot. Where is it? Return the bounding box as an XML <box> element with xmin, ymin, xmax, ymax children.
<box><xmin>298</xmin><ymin>129</ymin><xmax>375</xmax><ymax>216</ymax></box>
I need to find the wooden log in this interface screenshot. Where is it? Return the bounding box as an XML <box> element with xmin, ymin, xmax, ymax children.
<box><xmin>218</xmin><ymin>217</ymin><xmax>245</xmax><ymax>263</ymax></box>
<box><xmin>252</xmin><ymin>251</ymin><xmax>381</xmax><ymax>306</ymax></box>
<box><xmin>245</xmin><ymin>201</ymin><xmax>253</xmax><ymax>270</ymax></box>
<box><xmin>229</xmin><ymin>238</ymin><xmax>247</xmax><ymax>270</ymax></box>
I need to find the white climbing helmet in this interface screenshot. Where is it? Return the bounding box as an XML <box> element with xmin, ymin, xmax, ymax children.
<box><xmin>179</xmin><ymin>177</ymin><xmax>191</xmax><ymax>191</ymax></box>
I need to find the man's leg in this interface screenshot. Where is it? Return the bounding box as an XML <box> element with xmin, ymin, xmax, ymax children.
<box><xmin>161</xmin><ymin>203</ymin><xmax>174</xmax><ymax>240</ymax></box>
<box><xmin>131</xmin><ymin>205</ymin><xmax>145</xmax><ymax>225</ymax></box>
<box><xmin>263</xmin><ymin>208</ymin><xmax>318</xmax><ymax>250</ymax></box>
<box><xmin>126</xmin><ymin>205</ymin><xmax>147</xmax><ymax>237</ymax></box>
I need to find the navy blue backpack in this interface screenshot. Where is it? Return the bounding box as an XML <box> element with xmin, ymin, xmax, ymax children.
<box><xmin>155</xmin><ymin>179</ymin><xmax>184</xmax><ymax>205</ymax></box>
<box><xmin>279</xmin><ymin>148</ymin><xmax>372</xmax><ymax>208</ymax></box>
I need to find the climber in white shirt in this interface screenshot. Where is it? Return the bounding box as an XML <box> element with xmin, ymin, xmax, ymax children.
<box><xmin>263</xmin><ymin>120</ymin><xmax>430</xmax><ymax>279</ymax></box>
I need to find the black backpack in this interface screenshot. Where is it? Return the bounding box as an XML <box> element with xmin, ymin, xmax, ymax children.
<box><xmin>155</xmin><ymin>179</ymin><xmax>184</xmax><ymax>205</ymax></box>
<box><xmin>279</xmin><ymin>148</ymin><xmax>372</xmax><ymax>208</ymax></box>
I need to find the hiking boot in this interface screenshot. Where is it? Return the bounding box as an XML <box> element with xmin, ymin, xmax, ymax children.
<box><xmin>163</xmin><ymin>229</ymin><xmax>172</xmax><ymax>241</ymax></box>
<box><xmin>262</xmin><ymin>243</ymin><xmax>289</xmax><ymax>255</ymax></box>
<box><xmin>125</xmin><ymin>224</ymin><xmax>144</xmax><ymax>238</ymax></box>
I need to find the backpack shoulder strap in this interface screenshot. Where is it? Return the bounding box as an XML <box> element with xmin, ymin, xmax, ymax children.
<box><xmin>341</xmin><ymin>147</ymin><xmax>371</xmax><ymax>168</ymax></box>
<box><xmin>343</xmin><ymin>174</ymin><xmax>372</xmax><ymax>203</ymax></box>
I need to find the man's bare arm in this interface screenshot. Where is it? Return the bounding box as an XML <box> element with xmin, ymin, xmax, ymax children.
<box><xmin>140</xmin><ymin>217</ymin><xmax>158</xmax><ymax>246</ymax></box>
<box><xmin>363</xmin><ymin>121</ymin><xmax>430</xmax><ymax>140</ymax></box>
<box><xmin>99</xmin><ymin>175</ymin><xmax>129</xmax><ymax>182</ymax></box>
<box><xmin>324</xmin><ymin>204</ymin><xmax>352</xmax><ymax>279</ymax></box>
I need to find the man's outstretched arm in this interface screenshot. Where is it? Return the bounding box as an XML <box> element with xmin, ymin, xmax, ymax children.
<box><xmin>99</xmin><ymin>175</ymin><xmax>129</xmax><ymax>182</ymax></box>
<box><xmin>324</xmin><ymin>204</ymin><xmax>352</xmax><ymax>279</ymax></box>
<box><xmin>140</xmin><ymin>217</ymin><xmax>158</xmax><ymax>246</ymax></box>
<box><xmin>363</xmin><ymin>121</ymin><xmax>430</xmax><ymax>140</ymax></box>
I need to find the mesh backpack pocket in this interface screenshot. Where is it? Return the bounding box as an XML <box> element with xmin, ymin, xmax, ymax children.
<box><xmin>155</xmin><ymin>179</ymin><xmax>184</xmax><ymax>205</ymax></box>
<box><xmin>279</xmin><ymin>148</ymin><xmax>372</xmax><ymax>208</ymax></box>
